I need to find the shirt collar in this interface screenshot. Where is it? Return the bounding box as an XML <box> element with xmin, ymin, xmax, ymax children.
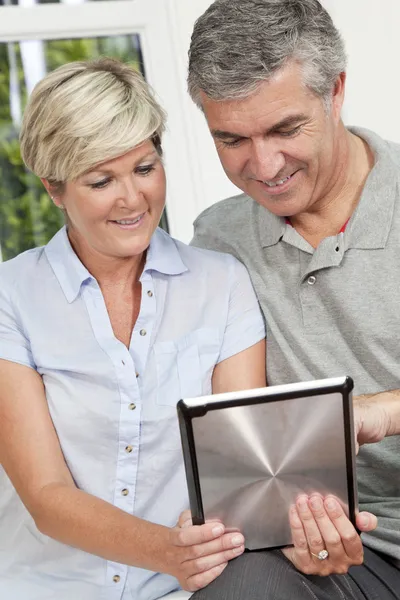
<box><xmin>45</xmin><ymin>226</ymin><xmax>92</xmax><ymax>303</ymax></box>
<box><xmin>45</xmin><ymin>226</ymin><xmax>187</xmax><ymax>304</ymax></box>
<box><xmin>257</xmin><ymin>203</ymin><xmax>286</xmax><ymax>248</ymax></box>
<box><xmin>142</xmin><ymin>227</ymin><xmax>188</xmax><ymax>276</ymax></box>
<box><xmin>258</xmin><ymin>126</ymin><xmax>396</xmax><ymax>250</ymax></box>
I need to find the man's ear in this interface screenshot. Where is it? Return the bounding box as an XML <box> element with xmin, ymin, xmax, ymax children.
<box><xmin>331</xmin><ymin>71</ymin><xmax>346</xmax><ymax>122</ymax></box>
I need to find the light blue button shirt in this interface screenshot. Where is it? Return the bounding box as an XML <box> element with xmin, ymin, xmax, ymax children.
<box><xmin>0</xmin><ymin>226</ymin><xmax>265</xmax><ymax>600</ymax></box>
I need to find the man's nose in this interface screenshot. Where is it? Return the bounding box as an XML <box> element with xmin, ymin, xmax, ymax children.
<box><xmin>249</xmin><ymin>139</ymin><xmax>286</xmax><ymax>182</ymax></box>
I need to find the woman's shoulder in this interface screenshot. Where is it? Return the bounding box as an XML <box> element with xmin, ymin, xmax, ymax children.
<box><xmin>0</xmin><ymin>246</ymin><xmax>46</xmax><ymax>293</ymax></box>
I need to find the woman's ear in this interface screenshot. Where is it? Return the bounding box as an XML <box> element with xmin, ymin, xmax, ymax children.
<box><xmin>40</xmin><ymin>178</ymin><xmax>64</xmax><ymax>209</ymax></box>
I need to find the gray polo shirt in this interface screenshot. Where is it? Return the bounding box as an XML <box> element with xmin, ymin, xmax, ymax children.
<box><xmin>191</xmin><ymin>127</ymin><xmax>400</xmax><ymax>563</ymax></box>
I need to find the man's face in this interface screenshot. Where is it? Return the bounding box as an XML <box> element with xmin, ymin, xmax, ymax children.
<box><xmin>201</xmin><ymin>61</ymin><xmax>345</xmax><ymax>217</ymax></box>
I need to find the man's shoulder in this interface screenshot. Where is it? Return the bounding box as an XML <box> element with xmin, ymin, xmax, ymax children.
<box><xmin>192</xmin><ymin>193</ymin><xmax>258</xmax><ymax>255</ymax></box>
<box><xmin>351</xmin><ymin>126</ymin><xmax>400</xmax><ymax>166</ymax></box>
<box><xmin>194</xmin><ymin>193</ymin><xmax>254</xmax><ymax>228</ymax></box>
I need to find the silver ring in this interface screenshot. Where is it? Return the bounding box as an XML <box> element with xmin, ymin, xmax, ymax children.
<box><xmin>311</xmin><ymin>549</ymin><xmax>329</xmax><ymax>561</ymax></box>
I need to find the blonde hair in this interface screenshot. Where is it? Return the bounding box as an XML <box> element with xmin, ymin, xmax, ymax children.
<box><xmin>20</xmin><ymin>58</ymin><xmax>166</xmax><ymax>187</ymax></box>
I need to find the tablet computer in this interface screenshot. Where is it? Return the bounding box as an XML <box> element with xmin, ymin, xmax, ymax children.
<box><xmin>177</xmin><ymin>376</ymin><xmax>358</xmax><ymax>551</ymax></box>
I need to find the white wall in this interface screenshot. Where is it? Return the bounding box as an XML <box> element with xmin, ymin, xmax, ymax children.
<box><xmin>167</xmin><ymin>0</ymin><xmax>242</xmax><ymax>218</ymax></box>
<box><xmin>170</xmin><ymin>0</ymin><xmax>400</xmax><ymax>226</ymax></box>
<box><xmin>322</xmin><ymin>0</ymin><xmax>400</xmax><ymax>143</ymax></box>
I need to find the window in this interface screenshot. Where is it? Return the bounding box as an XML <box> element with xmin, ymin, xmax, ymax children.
<box><xmin>0</xmin><ymin>0</ymin><xmax>197</xmax><ymax>261</ymax></box>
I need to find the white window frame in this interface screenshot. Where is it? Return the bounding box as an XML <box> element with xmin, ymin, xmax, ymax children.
<box><xmin>0</xmin><ymin>0</ymin><xmax>205</xmax><ymax>242</ymax></box>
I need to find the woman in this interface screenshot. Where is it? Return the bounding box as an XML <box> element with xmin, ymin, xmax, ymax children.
<box><xmin>0</xmin><ymin>58</ymin><xmax>266</xmax><ymax>600</ymax></box>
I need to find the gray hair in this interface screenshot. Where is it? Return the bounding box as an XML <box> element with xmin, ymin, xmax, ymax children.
<box><xmin>20</xmin><ymin>57</ymin><xmax>166</xmax><ymax>189</ymax></box>
<box><xmin>188</xmin><ymin>0</ymin><xmax>347</xmax><ymax>108</ymax></box>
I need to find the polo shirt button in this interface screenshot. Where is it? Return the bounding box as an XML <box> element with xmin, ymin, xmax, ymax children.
<box><xmin>113</xmin><ymin>575</ymin><xmax>121</xmax><ymax>583</ymax></box>
<box><xmin>140</xmin><ymin>329</ymin><xmax>147</xmax><ymax>336</ymax></box>
<box><xmin>121</xmin><ymin>488</ymin><xmax>129</xmax><ymax>496</ymax></box>
<box><xmin>308</xmin><ymin>275</ymin><xmax>316</xmax><ymax>286</ymax></box>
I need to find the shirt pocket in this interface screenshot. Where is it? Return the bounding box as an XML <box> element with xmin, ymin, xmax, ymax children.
<box><xmin>154</xmin><ymin>328</ymin><xmax>220</xmax><ymax>407</ymax></box>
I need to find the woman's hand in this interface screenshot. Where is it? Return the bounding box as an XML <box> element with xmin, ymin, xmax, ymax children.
<box><xmin>282</xmin><ymin>494</ymin><xmax>377</xmax><ymax>576</ymax></box>
<box><xmin>161</xmin><ymin>510</ymin><xmax>244</xmax><ymax>592</ymax></box>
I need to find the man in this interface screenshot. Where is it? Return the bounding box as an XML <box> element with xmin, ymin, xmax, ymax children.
<box><xmin>187</xmin><ymin>0</ymin><xmax>400</xmax><ymax>598</ymax></box>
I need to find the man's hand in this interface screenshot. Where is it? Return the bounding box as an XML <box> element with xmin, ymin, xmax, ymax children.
<box><xmin>282</xmin><ymin>494</ymin><xmax>377</xmax><ymax>576</ymax></box>
<box><xmin>161</xmin><ymin>511</ymin><xmax>244</xmax><ymax>592</ymax></box>
<box><xmin>354</xmin><ymin>394</ymin><xmax>394</xmax><ymax>453</ymax></box>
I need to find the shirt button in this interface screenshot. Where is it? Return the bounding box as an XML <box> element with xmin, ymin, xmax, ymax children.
<box><xmin>307</xmin><ymin>275</ymin><xmax>316</xmax><ymax>286</ymax></box>
<box><xmin>121</xmin><ymin>488</ymin><xmax>129</xmax><ymax>496</ymax></box>
<box><xmin>147</xmin><ymin>290</ymin><xmax>153</xmax><ymax>297</ymax></box>
<box><xmin>136</xmin><ymin>372</ymin><xmax>139</xmax><ymax>378</ymax></box>
<box><xmin>125</xmin><ymin>445</ymin><xmax>133</xmax><ymax>453</ymax></box>
<box><xmin>113</xmin><ymin>575</ymin><xmax>121</xmax><ymax>583</ymax></box>
<box><xmin>140</xmin><ymin>329</ymin><xmax>147</xmax><ymax>336</ymax></box>
<box><xmin>128</xmin><ymin>403</ymin><xmax>136</xmax><ymax>410</ymax></box>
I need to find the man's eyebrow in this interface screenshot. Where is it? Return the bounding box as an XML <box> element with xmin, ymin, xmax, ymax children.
<box><xmin>211</xmin><ymin>114</ymin><xmax>309</xmax><ymax>140</ymax></box>
<box><xmin>268</xmin><ymin>114</ymin><xmax>309</xmax><ymax>133</ymax></box>
<box><xmin>211</xmin><ymin>129</ymin><xmax>245</xmax><ymax>140</ymax></box>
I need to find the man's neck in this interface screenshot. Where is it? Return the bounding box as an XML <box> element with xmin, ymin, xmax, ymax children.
<box><xmin>289</xmin><ymin>128</ymin><xmax>375</xmax><ymax>248</ymax></box>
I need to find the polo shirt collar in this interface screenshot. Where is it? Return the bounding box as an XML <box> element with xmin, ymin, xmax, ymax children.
<box><xmin>258</xmin><ymin>204</ymin><xmax>286</xmax><ymax>248</ymax></box>
<box><xmin>45</xmin><ymin>226</ymin><xmax>187</xmax><ymax>304</ymax></box>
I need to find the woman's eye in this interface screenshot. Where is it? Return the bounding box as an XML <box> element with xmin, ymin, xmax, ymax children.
<box><xmin>136</xmin><ymin>165</ymin><xmax>156</xmax><ymax>176</ymax></box>
<box><xmin>90</xmin><ymin>178</ymin><xmax>111</xmax><ymax>190</ymax></box>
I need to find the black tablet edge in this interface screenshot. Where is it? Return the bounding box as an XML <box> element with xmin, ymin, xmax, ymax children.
<box><xmin>186</xmin><ymin>377</ymin><xmax>352</xmax><ymax>414</ymax></box>
<box><xmin>177</xmin><ymin>400</ymin><xmax>205</xmax><ymax>526</ymax></box>
<box><xmin>341</xmin><ymin>377</ymin><xmax>360</xmax><ymax>532</ymax></box>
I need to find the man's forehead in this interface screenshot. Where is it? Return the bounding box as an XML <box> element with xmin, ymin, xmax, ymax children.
<box><xmin>200</xmin><ymin>64</ymin><xmax>316</xmax><ymax>134</ymax></box>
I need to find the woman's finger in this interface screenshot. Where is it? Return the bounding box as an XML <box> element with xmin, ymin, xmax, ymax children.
<box><xmin>186</xmin><ymin>562</ymin><xmax>228</xmax><ymax>593</ymax></box>
<box><xmin>308</xmin><ymin>495</ymin><xmax>346</xmax><ymax>562</ymax></box>
<box><xmin>296</xmin><ymin>495</ymin><xmax>327</xmax><ymax>560</ymax></box>
<box><xmin>324</xmin><ymin>496</ymin><xmax>364</xmax><ymax>564</ymax></box>
<box><xmin>288</xmin><ymin>503</ymin><xmax>312</xmax><ymax>565</ymax></box>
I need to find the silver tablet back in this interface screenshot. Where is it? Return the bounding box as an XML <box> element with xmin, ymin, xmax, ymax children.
<box><xmin>190</xmin><ymin>384</ymin><xmax>356</xmax><ymax>550</ymax></box>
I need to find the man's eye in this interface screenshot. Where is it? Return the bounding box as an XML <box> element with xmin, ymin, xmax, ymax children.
<box><xmin>221</xmin><ymin>139</ymin><xmax>242</xmax><ymax>148</ymax></box>
<box><xmin>90</xmin><ymin>178</ymin><xmax>111</xmax><ymax>189</ymax></box>
<box><xmin>279</xmin><ymin>126</ymin><xmax>301</xmax><ymax>137</ymax></box>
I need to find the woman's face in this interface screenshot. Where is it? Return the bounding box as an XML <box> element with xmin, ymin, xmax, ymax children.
<box><xmin>52</xmin><ymin>140</ymin><xmax>166</xmax><ymax>261</ymax></box>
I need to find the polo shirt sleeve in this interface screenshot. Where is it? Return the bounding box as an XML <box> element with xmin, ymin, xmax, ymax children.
<box><xmin>218</xmin><ymin>254</ymin><xmax>266</xmax><ymax>364</ymax></box>
<box><xmin>0</xmin><ymin>285</ymin><xmax>36</xmax><ymax>369</ymax></box>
